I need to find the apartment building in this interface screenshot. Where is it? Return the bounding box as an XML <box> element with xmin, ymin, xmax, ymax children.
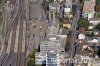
<box><xmin>35</xmin><ymin>51</ymin><xmax>65</xmax><ymax>66</ymax></box>
<box><xmin>49</xmin><ymin>2</ymin><xmax>60</xmax><ymax>19</ymax></box>
<box><xmin>64</xmin><ymin>0</ymin><xmax>72</xmax><ymax>17</ymax></box>
<box><xmin>82</xmin><ymin>0</ymin><xmax>96</xmax><ymax>20</ymax></box>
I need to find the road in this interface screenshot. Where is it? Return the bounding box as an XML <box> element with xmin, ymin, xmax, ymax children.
<box><xmin>70</xmin><ymin>10</ymin><xmax>80</xmax><ymax>58</ymax></box>
<box><xmin>70</xmin><ymin>1</ymin><xmax>80</xmax><ymax>66</ymax></box>
<box><xmin>28</xmin><ymin>0</ymin><xmax>47</xmax><ymax>53</ymax></box>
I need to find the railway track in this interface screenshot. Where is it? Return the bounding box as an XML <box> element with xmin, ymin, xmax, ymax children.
<box><xmin>1</xmin><ymin>10</ymin><xmax>19</xmax><ymax>66</ymax></box>
<box><xmin>0</xmin><ymin>0</ymin><xmax>19</xmax><ymax>66</ymax></box>
<box><xmin>16</xmin><ymin>0</ymin><xmax>26</xmax><ymax>66</ymax></box>
<box><xmin>0</xmin><ymin>19</ymin><xmax>14</xmax><ymax>66</ymax></box>
<box><xmin>0</xmin><ymin>0</ymin><xmax>19</xmax><ymax>55</ymax></box>
<box><xmin>0</xmin><ymin>0</ymin><xmax>27</xmax><ymax>65</ymax></box>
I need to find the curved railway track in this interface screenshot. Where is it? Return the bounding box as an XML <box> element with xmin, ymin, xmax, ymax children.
<box><xmin>0</xmin><ymin>0</ymin><xmax>19</xmax><ymax>65</ymax></box>
<box><xmin>0</xmin><ymin>0</ymin><xmax>28</xmax><ymax>65</ymax></box>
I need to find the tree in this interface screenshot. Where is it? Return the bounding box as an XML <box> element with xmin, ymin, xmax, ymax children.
<box><xmin>87</xmin><ymin>32</ymin><xmax>95</xmax><ymax>37</ymax></box>
<box><xmin>59</xmin><ymin>18</ymin><xmax>63</xmax><ymax>22</ymax></box>
<box><xmin>95</xmin><ymin>5</ymin><xmax>100</xmax><ymax>12</ymax></box>
<box><xmin>95</xmin><ymin>23</ymin><xmax>100</xmax><ymax>31</ymax></box>
<box><xmin>30</xmin><ymin>49</ymin><xmax>37</xmax><ymax>58</ymax></box>
<box><xmin>96</xmin><ymin>0</ymin><xmax>100</xmax><ymax>5</ymax></box>
<box><xmin>64</xmin><ymin>16</ymin><xmax>73</xmax><ymax>20</ymax></box>
<box><xmin>28</xmin><ymin>49</ymin><xmax>38</xmax><ymax>66</ymax></box>
<box><xmin>0</xmin><ymin>0</ymin><xmax>2</xmax><ymax>3</ymax></box>
<box><xmin>90</xmin><ymin>32</ymin><xmax>95</xmax><ymax>37</ymax></box>
<box><xmin>42</xmin><ymin>0</ymin><xmax>49</xmax><ymax>13</ymax></box>
<box><xmin>27</xmin><ymin>58</ymin><xmax>34</xmax><ymax>66</ymax></box>
<box><xmin>64</xmin><ymin>16</ymin><xmax>70</xmax><ymax>20</ymax></box>
<box><xmin>78</xmin><ymin>18</ymin><xmax>89</xmax><ymax>30</ymax></box>
<box><xmin>59</xmin><ymin>22</ymin><xmax>63</xmax><ymax>28</ymax></box>
<box><xmin>42</xmin><ymin>0</ymin><xmax>48</xmax><ymax>6</ymax></box>
<box><xmin>72</xmin><ymin>4</ymin><xmax>77</xmax><ymax>15</ymax></box>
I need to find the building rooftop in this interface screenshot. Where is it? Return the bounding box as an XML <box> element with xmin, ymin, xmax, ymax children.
<box><xmin>89</xmin><ymin>18</ymin><xmax>100</xmax><ymax>21</ymax></box>
<box><xmin>63</xmin><ymin>20</ymin><xmax>72</xmax><ymax>24</ymax></box>
<box><xmin>82</xmin><ymin>0</ymin><xmax>95</xmax><ymax>13</ymax></box>
<box><xmin>49</xmin><ymin>2</ymin><xmax>60</xmax><ymax>13</ymax></box>
<box><xmin>40</xmin><ymin>36</ymin><xmax>65</xmax><ymax>53</ymax></box>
